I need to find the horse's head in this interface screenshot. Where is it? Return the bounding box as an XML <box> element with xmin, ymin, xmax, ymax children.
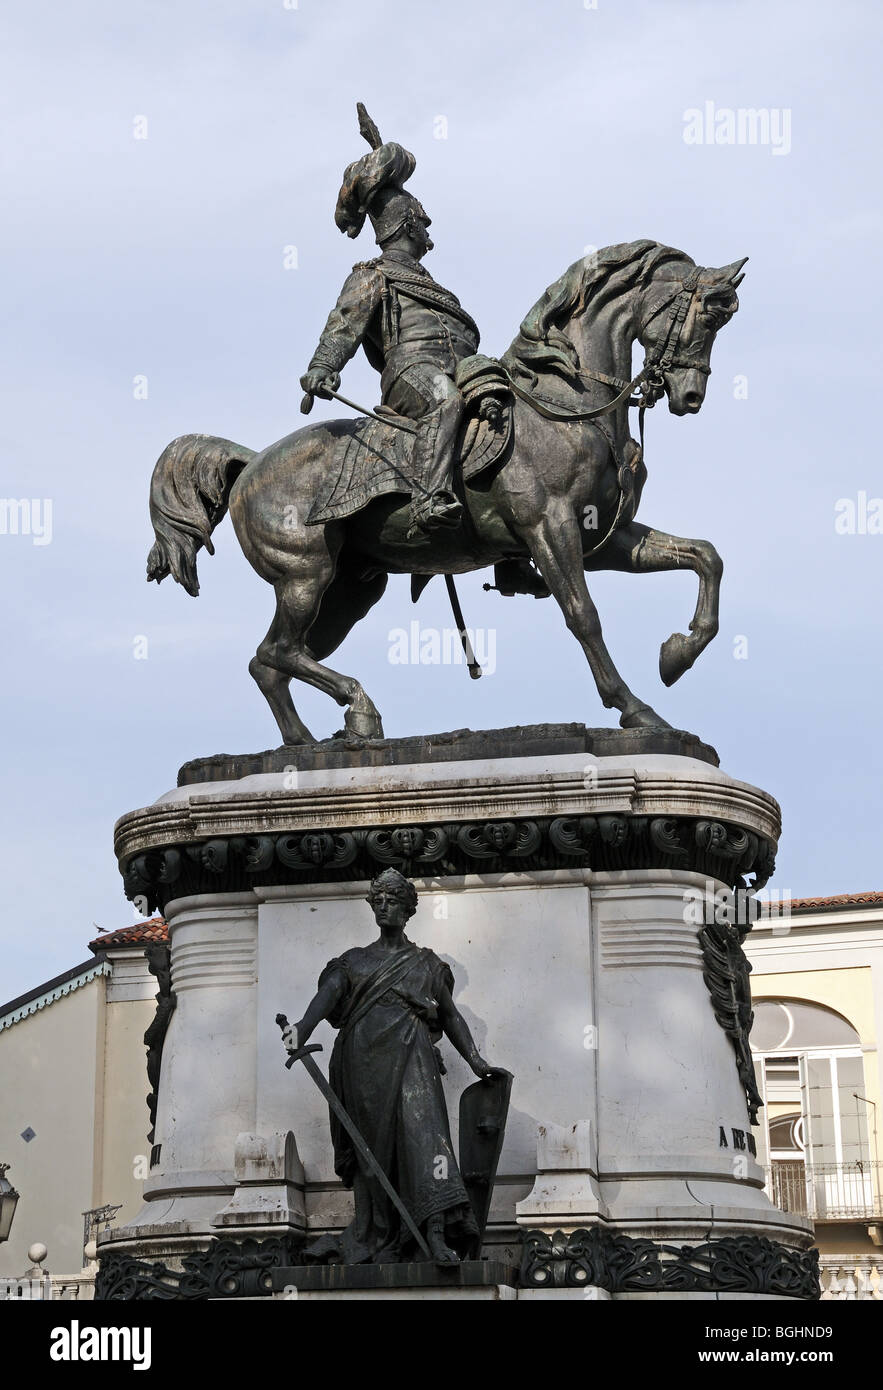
<box><xmin>638</xmin><ymin>258</ymin><xmax>747</xmax><ymax>415</ymax></box>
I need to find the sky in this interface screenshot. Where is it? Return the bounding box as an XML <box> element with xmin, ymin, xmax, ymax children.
<box><xmin>0</xmin><ymin>0</ymin><xmax>881</xmax><ymax>1000</ymax></box>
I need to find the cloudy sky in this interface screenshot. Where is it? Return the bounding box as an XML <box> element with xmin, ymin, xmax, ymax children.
<box><xmin>1</xmin><ymin>0</ymin><xmax>880</xmax><ymax>999</ymax></box>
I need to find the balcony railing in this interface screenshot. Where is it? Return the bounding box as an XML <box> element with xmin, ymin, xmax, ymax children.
<box><xmin>1</xmin><ymin>1271</ymin><xmax>94</xmax><ymax>1300</ymax></box>
<box><xmin>766</xmin><ymin>1159</ymin><xmax>883</xmax><ymax>1220</ymax></box>
<box><xmin>819</xmin><ymin>1258</ymin><xmax>883</xmax><ymax>1300</ymax></box>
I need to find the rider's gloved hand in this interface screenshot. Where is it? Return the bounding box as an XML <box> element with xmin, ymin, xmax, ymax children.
<box><xmin>300</xmin><ymin>369</ymin><xmax>341</xmax><ymax>414</ymax></box>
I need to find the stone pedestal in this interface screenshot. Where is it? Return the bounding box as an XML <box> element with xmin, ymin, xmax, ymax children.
<box><xmin>270</xmin><ymin>1261</ymin><xmax>519</xmax><ymax>1301</ymax></box>
<box><xmin>97</xmin><ymin>725</ymin><xmax>816</xmax><ymax>1301</ymax></box>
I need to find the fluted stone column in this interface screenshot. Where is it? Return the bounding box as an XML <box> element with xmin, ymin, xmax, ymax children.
<box><xmin>134</xmin><ymin>893</ymin><xmax>260</xmax><ymax>1231</ymax></box>
<box><xmin>590</xmin><ymin>871</ymin><xmax>795</xmax><ymax>1238</ymax></box>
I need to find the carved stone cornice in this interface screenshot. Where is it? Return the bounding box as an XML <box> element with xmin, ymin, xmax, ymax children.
<box><xmin>115</xmin><ymin>765</ymin><xmax>780</xmax><ymax>866</ymax></box>
<box><xmin>116</xmin><ymin>753</ymin><xmax>780</xmax><ymax>914</ymax></box>
<box><xmin>520</xmin><ymin>1229</ymin><xmax>820</xmax><ymax>1299</ymax></box>
<box><xmin>119</xmin><ymin>810</ymin><xmax>778</xmax><ymax>915</ymax></box>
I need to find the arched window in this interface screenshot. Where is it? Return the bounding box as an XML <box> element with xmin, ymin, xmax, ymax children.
<box><xmin>751</xmin><ymin>999</ymin><xmax>878</xmax><ymax>1220</ymax></box>
<box><xmin>752</xmin><ymin>1000</ymin><xmax>861</xmax><ymax>1051</ymax></box>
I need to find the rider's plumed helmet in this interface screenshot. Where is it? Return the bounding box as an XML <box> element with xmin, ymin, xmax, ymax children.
<box><xmin>334</xmin><ymin>103</ymin><xmax>429</xmax><ymax>246</ymax></box>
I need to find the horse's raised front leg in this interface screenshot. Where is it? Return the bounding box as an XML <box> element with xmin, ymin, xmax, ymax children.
<box><xmin>522</xmin><ymin>512</ymin><xmax>672</xmax><ymax>729</ymax></box>
<box><xmin>588</xmin><ymin>522</ymin><xmax>722</xmax><ymax>686</ymax></box>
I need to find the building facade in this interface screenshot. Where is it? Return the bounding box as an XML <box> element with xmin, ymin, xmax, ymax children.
<box><xmin>0</xmin><ymin>921</ymin><xmax>166</xmax><ymax>1289</ymax></box>
<box><xmin>747</xmin><ymin>891</ymin><xmax>883</xmax><ymax>1298</ymax></box>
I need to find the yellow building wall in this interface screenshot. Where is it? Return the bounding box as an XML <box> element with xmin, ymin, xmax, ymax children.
<box><xmin>99</xmin><ymin>995</ymin><xmax>158</xmax><ymax>1224</ymax></box>
<box><xmin>751</xmin><ymin>966</ymin><xmax>876</xmax><ymax>1044</ymax></box>
<box><xmin>0</xmin><ymin>977</ymin><xmax>104</xmax><ymax>1278</ymax></box>
<box><xmin>0</xmin><ymin>971</ymin><xmax>158</xmax><ymax>1280</ymax></box>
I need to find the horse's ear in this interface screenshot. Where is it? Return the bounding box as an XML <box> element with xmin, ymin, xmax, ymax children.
<box><xmin>715</xmin><ymin>256</ymin><xmax>748</xmax><ymax>287</ymax></box>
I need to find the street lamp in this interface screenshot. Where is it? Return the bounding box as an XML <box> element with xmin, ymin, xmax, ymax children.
<box><xmin>0</xmin><ymin>1164</ymin><xmax>20</xmax><ymax>1242</ymax></box>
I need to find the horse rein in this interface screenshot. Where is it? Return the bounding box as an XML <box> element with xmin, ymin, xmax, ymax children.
<box><xmin>503</xmin><ymin>266</ymin><xmax>710</xmax><ymax>558</ymax></box>
<box><xmin>506</xmin><ymin>264</ymin><xmax>710</xmax><ymax>431</ymax></box>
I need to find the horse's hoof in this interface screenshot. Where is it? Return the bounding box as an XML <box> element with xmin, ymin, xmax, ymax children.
<box><xmin>344</xmin><ymin>703</ymin><xmax>384</xmax><ymax>740</ymax></box>
<box><xmin>279</xmin><ymin>724</ymin><xmax>316</xmax><ymax>746</ymax></box>
<box><xmin>659</xmin><ymin>633</ymin><xmax>692</xmax><ymax>687</ymax></box>
<box><xmin>620</xmin><ymin>703</ymin><xmax>673</xmax><ymax>730</ymax></box>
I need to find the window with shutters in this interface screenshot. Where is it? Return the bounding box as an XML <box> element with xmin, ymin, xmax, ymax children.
<box><xmin>750</xmin><ymin>1000</ymin><xmax>880</xmax><ymax>1219</ymax></box>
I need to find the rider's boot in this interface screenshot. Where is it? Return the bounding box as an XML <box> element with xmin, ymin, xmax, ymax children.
<box><xmin>406</xmin><ymin>395</ymin><xmax>464</xmax><ymax>538</ymax></box>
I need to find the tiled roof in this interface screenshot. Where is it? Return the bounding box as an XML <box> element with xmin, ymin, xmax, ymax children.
<box><xmin>763</xmin><ymin>891</ymin><xmax>883</xmax><ymax>916</ymax></box>
<box><xmin>0</xmin><ymin>919</ymin><xmax>169</xmax><ymax>1031</ymax></box>
<box><xmin>88</xmin><ymin>918</ymin><xmax>168</xmax><ymax>952</ymax></box>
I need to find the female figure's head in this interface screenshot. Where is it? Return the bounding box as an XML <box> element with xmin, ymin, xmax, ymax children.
<box><xmin>367</xmin><ymin>868</ymin><xmax>418</xmax><ymax>930</ymax></box>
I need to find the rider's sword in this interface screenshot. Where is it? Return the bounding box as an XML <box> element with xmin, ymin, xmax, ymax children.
<box><xmin>300</xmin><ymin>388</ymin><xmax>481</xmax><ymax>681</ymax></box>
<box><xmin>444</xmin><ymin>574</ymin><xmax>482</xmax><ymax>680</ymax></box>
<box><xmin>275</xmin><ymin>1013</ymin><xmax>433</xmax><ymax>1261</ymax></box>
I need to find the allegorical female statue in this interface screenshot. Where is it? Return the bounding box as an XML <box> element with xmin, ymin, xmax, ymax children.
<box><xmin>282</xmin><ymin>868</ymin><xmax>505</xmax><ymax>1264</ymax></box>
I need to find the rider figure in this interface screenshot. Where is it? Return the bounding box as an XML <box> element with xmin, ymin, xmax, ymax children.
<box><xmin>300</xmin><ymin>105</ymin><xmax>480</xmax><ymax>537</ymax></box>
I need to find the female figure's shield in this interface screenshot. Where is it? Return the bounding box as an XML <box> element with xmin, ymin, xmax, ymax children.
<box><xmin>458</xmin><ymin>1069</ymin><xmax>513</xmax><ymax>1255</ymax></box>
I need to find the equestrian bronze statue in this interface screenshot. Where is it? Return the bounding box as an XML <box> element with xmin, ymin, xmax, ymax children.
<box><xmin>146</xmin><ymin>103</ymin><xmax>746</xmax><ymax>745</ymax></box>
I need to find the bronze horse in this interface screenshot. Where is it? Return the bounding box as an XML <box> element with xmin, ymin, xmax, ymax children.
<box><xmin>147</xmin><ymin>240</ymin><xmax>745</xmax><ymax>744</ymax></box>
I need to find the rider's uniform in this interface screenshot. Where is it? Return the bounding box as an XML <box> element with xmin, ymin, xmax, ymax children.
<box><xmin>306</xmin><ymin>249</ymin><xmax>480</xmax><ymax>533</ymax></box>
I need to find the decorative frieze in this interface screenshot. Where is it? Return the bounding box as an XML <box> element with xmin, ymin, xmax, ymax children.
<box><xmin>120</xmin><ymin>812</ymin><xmax>777</xmax><ymax>914</ymax></box>
<box><xmin>96</xmin><ymin>1235</ymin><xmax>303</xmax><ymax>1301</ymax></box>
<box><xmin>520</xmin><ymin>1228</ymin><xmax>820</xmax><ymax>1299</ymax></box>
<box><xmin>96</xmin><ymin>1228</ymin><xmax>819</xmax><ymax>1299</ymax></box>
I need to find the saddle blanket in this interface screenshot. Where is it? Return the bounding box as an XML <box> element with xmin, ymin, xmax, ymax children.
<box><xmin>306</xmin><ymin>401</ymin><xmax>512</xmax><ymax>526</ymax></box>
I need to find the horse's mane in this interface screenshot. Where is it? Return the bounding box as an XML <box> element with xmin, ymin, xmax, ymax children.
<box><xmin>502</xmin><ymin>239</ymin><xmax>693</xmax><ymax>382</ymax></box>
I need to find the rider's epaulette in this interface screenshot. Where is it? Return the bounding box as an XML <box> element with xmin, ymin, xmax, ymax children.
<box><xmin>351</xmin><ymin>257</ymin><xmax>382</xmax><ymax>273</ymax></box>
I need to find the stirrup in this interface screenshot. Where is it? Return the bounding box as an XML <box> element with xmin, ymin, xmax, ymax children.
<box><xmin>406</xmin><ymin>492</ymin><xmax>463</xmax><ymax>538</ymax></box>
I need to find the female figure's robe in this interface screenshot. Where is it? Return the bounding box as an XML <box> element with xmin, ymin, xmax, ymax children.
<box><xmin>305</xmin><ymin>940</ymin><xmax>478</xmax><ymax>1264</ymax></box>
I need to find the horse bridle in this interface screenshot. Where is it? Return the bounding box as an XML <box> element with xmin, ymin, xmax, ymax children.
<box><xmin>506</xmin><ymin>265</ymin><xmax>711</xmax><ymax>429</ymax></box>
<box><xmin>501</xmin><ymin>266</ymin><xmax>713</xmax><ymax>560</ymax></box>
<box><xmin>633</xmin><ymin>265</ymin><xmax>710</xmax><ymax>408</ymax></box>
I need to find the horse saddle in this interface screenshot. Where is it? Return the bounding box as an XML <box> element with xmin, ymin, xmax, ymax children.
<box><xmin>306</xmin><ymin>355</ymin><xmax>513</xmax><ymax>527</ymax></box>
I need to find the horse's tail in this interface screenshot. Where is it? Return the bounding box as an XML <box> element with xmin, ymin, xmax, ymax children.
<box><xmin>146</xmin><ymin>434</ymin><xmax>256</xmax><ymax>596</ymax></box>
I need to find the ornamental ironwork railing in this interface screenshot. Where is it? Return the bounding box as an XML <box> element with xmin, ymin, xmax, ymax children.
<box><xmin>767</xmin><ymin>1159</ymin><xmax>883</xmax><ymax>1220</ymax></box>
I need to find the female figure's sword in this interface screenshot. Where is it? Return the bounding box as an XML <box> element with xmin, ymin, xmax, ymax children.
<box><xmin>275</xmin><ymin>1013</ymin><xmax>433</xmax><ymax>1261</ymax></box>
